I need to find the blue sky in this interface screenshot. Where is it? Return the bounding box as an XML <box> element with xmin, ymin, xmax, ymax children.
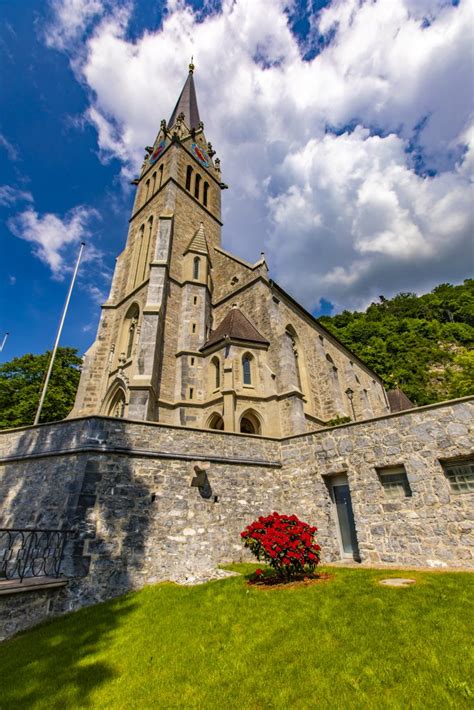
<box><xmin>1</xmin><ymin>0</ymin><xmax>472</xmax><ymax>363</ymax></box>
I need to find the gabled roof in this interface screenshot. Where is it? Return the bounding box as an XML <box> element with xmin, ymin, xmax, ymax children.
<box><xmin>169</xmin><ymin>65</ymin><xmax>201</xmax><ymax>130</ymax></box>
<box><xmin>387</xmin><ymin>388</ymin><xmax>415</xmax><ymax>412</ymax></box>
<box><xmin>201</xmin><ymin>307</ymin><xmax>269</xmax><ymax>350</ymax></box>
<box><xmin>185</xmin><ymin>223</ymin><xmax>208</xmax><ymax>255</ymax></box>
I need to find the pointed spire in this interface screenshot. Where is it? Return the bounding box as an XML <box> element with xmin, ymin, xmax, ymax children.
<box><xmin>169</xmin><ymin>63</ymin><xmax>201</xmax><ymax>130</ymax></box>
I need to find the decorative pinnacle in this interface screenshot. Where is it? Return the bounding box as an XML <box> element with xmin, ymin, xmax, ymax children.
<box><xmin>189</xmin><ymin>56</ymin><xmax>195</xmax><ymax>73</ymax></box>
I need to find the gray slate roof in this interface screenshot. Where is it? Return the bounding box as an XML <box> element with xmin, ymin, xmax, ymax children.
<box><xmin>201</xmin><ymin>308</ymin><xmax>269</xmax><ymax>350</ymax></box>
<box><xmin>169</xmin><ymin>69</ymin><xmax>201</xmax><ymax>130</ymax></box>
<box><xmin>387</xmin><ymin>388</ymin><xmax>415</xmax><ymax>412</ymax></box>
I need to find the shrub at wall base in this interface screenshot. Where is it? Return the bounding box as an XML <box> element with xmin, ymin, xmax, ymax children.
<box><xmin>241</xmin><ymin>512</ymin><xmax>321</xmax><ymax>580</ymax></box>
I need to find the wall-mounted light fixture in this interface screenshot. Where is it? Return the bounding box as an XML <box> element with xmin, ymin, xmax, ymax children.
<box><xmin>345</xmin><ymin>387</ymin><xmax>356</xmax><ymax>421</ymax></box>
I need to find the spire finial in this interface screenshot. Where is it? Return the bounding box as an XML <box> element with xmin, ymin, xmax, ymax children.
<box><xmin>189</xmin><ymin>56</ymin><xmax>195</xmax><ymax>73</ymax></box>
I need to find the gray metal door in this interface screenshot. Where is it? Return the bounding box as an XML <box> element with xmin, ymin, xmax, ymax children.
<box><xmin>333</xmin><ymin>484</ymin><xmax>360</xmax><ymax>559</ymax></box>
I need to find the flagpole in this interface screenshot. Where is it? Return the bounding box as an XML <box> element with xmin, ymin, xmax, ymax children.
<box><xmin>34</xmin><ymin>242</ymin><xmax>85</xmax><ymax>426</ymax></box>
<box><xmin>0</xmin><ymin>332</ymin><xmax>9</xmax><ymax>353</ymax></box>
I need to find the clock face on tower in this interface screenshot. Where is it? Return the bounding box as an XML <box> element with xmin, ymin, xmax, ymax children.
<box><xmin>149</xmin><ymin>140</ymin><xmax>166</xmax><ymax>165</ymax></box>
<box><xmin>191</xmin><ymin>142</ymin><xmax>210</xmax><ymax>167</ymax></box>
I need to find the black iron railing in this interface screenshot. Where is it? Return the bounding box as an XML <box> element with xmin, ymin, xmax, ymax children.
<box><xmin>0</xmin><ymin>528</ymin><xmax>71</xmax><ymax>582</ymax></box>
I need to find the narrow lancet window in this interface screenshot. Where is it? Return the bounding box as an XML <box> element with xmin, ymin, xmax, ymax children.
<box><xmin>194</xmin><ymin>173</ymin><xmax>201</xmax><ymax>199</ymax></box>
<box><xmin>193</xmin><ymin>256</ymin><xmax>200</xmax><ymax>280</ymax></box>
<box><xmin>242</xmin><ymin>355</ymin><xmax>252</xmax><ymax>385</ymax></box>
<box><xmin>203</xmin><ymin>182</ymin><xmax>209</xmax><ymax>207</ymax></box>
<box><xmin>212</xmin><ymin>357</ymin><xmax>220</xmax><ymax>389</ymax></box>
<box><xmin>186</xmin><ymin>166</ymin><xmax>193</xmax><ymax>191</ymax></box>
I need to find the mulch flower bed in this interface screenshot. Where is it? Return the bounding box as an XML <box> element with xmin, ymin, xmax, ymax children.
<box><xmin>247</xmin><ymin>572</ymin><xmax>333</xmax><ymax>590</ymax></box>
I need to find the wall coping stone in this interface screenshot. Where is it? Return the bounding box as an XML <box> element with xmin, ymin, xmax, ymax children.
<box><xmin>0</xmin><ymin>396</ymin><xmax>472</xmax><ymax>447</ymax></box>
<box><xmin>0</xmin><ymin>414</ymin><xmax>282</xmax><ymax>440</ymax></box>
<box><xmin>280</xmin><ymin>395</ymin><xmax>474</xmax><ymax>441</ymax></box>
<box><xmin>0</xmin><ymin>443</ymin><xmax>282</xmax><ymax>468</ymax></box>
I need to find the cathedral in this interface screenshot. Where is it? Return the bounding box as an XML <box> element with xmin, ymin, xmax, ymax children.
<box><xmin>72</xmin><ymin>64</ymin><xmax>391</xmax><ymax>436</ymax></box>
<box><xmin>1</xmin><ymin>66</ymin><xmax>472</xmax><ymax>642</ymax></box>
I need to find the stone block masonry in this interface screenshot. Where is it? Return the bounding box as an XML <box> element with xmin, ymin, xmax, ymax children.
<box><xmin>0</xmin><ymin>396</ymin><xmax>472</xmax><ymax>639</ymax></box>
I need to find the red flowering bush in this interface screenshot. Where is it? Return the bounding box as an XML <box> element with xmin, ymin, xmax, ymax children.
<box><xmin>241</xmin><ymin>512</ymin><xmax>321</xmax><ymax>580</ymax></box>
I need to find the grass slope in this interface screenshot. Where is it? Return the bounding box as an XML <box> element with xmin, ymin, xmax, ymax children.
<box><xmin>1</xmin><ymin>565</ymin><xmax>473</xmax><ymax>709</ymax></box>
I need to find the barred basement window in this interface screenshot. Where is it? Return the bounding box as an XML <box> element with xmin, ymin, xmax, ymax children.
<box><xmin>377</xmin><ymin>466</ymin><xmax>412</xmax><ymax>498</ymax></box>
<box><xmin>443</xmin><ymin>459</ymin><xmax>474</xmax><ymax>493</ymax></box>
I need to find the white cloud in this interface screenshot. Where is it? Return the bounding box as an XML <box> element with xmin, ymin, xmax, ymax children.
<box><xmin>0</xmin><ymin>185</ymin><xmax>33</xmax><ymax>207</ymax></box>
<box><xmin>44</xmin><ymin>0</ymin><xmax>106</xmax><ymax>50</ymax></box>
<box><xmin>8</xmin><ymin>205</ymin><xmax>99</xmax><ymax>277</ymax></box>
<box><xmin>0</xmin><ymin>134</ymin><xmax>19</xmax><ymax>162</ymax></box>
<box><xmin>46</xmin><ymin>0</ymin><xmax>474</xmax><ymax>310</ymax></box>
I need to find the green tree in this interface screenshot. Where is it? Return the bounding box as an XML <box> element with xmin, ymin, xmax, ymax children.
<box><xmin>0</xmin><ymin>347</ymin><xmax>82</xmax><ymax>429</ymax></box>
<box><xmin>319</xmin><ymin>279</ymin><xmax>474</xmax><ymax>405</ymax></box>
<box><xmin>448</xmin><ymin>351</ymin><xmax>474</xmax><ymax>398</ymax></box>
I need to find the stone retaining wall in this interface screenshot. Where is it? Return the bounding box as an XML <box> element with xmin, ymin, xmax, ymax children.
<box><xmin>0</xmin><ymin>397</ymin><xmax>472</xmax><ymax>639</ymax></box>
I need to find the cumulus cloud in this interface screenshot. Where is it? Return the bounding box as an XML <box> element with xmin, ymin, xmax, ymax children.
<box><xmin>44</xmin><ymin>0</ymin><xmax>106</xmax><ymax>50</ymax></box>
<box><xmin>46</xmin><ymin>0</ymin><xmax>474</xmax><ymax>310</ymax></box>
<box><xmin>8</xmin><ymin>205</ymin><xmax>100</xmax><ymax>277</ymax></box>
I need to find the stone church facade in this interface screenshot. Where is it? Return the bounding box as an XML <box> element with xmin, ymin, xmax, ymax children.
<box><xmin>71</xmin><ymin>65</ymin><xmax>390</xmax><ymax>437</ymax></box>
<box><xmin>1</xmin><ymin>67</ymin><xmax>472</xmax><ymax>640</ymax></box>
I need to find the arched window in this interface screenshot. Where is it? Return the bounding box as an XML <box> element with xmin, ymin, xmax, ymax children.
<box><xmin>242</xmin><ymin>354</ymin><xmax>252</xmax><ymax>385</ymax></box>
<box><xmin>133</xmin><ymin>225</ymin><xmax>145</xmax><ymax>287</ymax></box>
<box><xmin>239</xmin><ymin>410</ymin><xmax>262</xmax><ymax>435</ymax></box>
<box><xmin>207</xmin><ymin>413</ymin><xmax>224</xmax><ymax>430</ymax></box>
<box><xmin>203</xmin><ymin>182</ymin><xmax>209</xmax><ymax>207</ymax></box>
<box><xmin>211</xmin><ymin>357</ymin><xmax>220</xmax><ymax>390</ymax></box>
<box><xmin>108</xmin><ymin>390</ymin><xmax>126</xmax><ymax>418</ymax></box>
<box><xmin>158</xmin><ymin>164</ymin><xmax>164</xmax><ymax>189</ymax></box>
<box><xmin>193</xmin><ymin>256</ymin><xmax>200</xmax><ymax>280</ymax></box>
<box><xmin>186</xmin><ymin>165</ymin><xmax>193</xmax><ymax>191</ymax></box>
<box><xmin>286</xmin><ymin>327</ymin><xmax>302</xmax><ymax>390</ymax></box>
<box><xmin>151</xmin><ymin>172</ymin><xmax>157</xmax><ymax>195</ymax></box>
<box><xmin>144</xmin><ymin>179</ymin><xmax>150</xmax><ymax>203</ymax></box>
<box><xmin>194</xmin><ymin>173</ymin><xmax>201</xmax><ymax>199</ymax></box>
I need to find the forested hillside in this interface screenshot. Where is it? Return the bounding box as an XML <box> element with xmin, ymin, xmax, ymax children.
<box><xmin>319</xmin><ymin>280</ymin><xmax>474</xmax><ymax>406</ymax></box>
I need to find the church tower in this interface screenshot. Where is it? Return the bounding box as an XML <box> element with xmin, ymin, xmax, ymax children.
<box><xmin>72</xmin><ymin>63</ymin><xmax>390</xmax><ymax>435</ymax></box>
<box><xmin>72</xmin><ymin>63</ymin><xmax>226</xmax><ymax>422</ymax></box>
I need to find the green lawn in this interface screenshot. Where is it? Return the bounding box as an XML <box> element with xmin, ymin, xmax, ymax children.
<box><xmin>1</xmin><ymin>565</ymin><xmax>473</xmax><ymax>709</ymax></box>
